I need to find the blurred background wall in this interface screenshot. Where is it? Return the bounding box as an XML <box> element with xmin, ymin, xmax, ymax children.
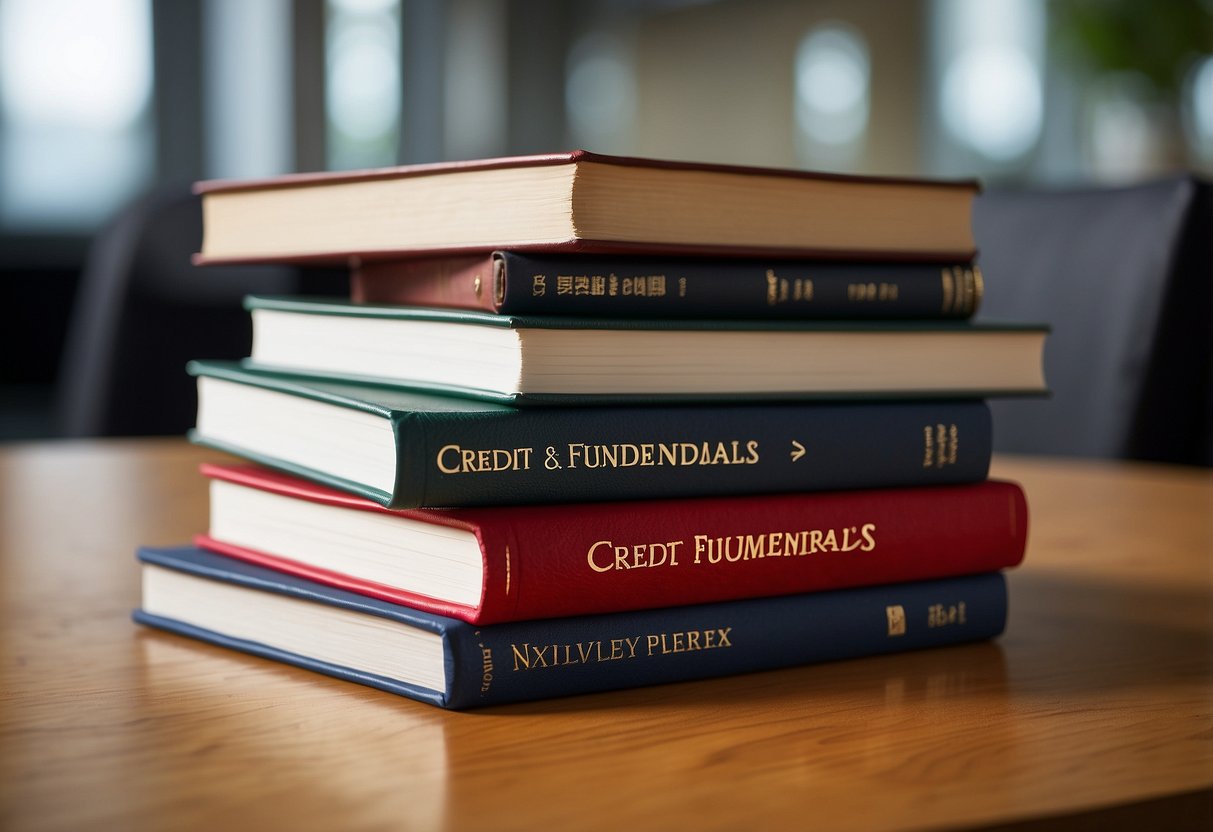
<box><xmin>1</xmin><ymin>0</ymin><xmax>1211</xmax><ymax>441</ymax></box>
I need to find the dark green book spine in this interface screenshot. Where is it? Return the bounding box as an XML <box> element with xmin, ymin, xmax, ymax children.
<box><xmin>391</xmin><ymin>399</ymin><xmax>992</xmax><ymax>508</ymax></box>
<box><xmin>188</xmin><ymin>359</ymin><xmax>994</xmax><ymax>510</ymax></box>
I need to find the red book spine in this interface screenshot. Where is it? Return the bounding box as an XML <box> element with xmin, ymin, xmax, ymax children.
<box><xmin>199</xmin><ymin>464</ymin><xmax>1027</xmax><ymax>624</ymax></box>
<box><xmin>352</xmin><ymin>253</ymin><xmax>499</xmax><ymax>311</ymax></box>
<box><xmin>469</xmin><ymin>481</ymin><xmax>1026</xmax><ymax>623</ymax></box>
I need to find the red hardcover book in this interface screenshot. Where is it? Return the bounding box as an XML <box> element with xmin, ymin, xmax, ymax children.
<box><xmin>193</xmin><ymin>150</ymin><xmax>979</xmax><ymax>265</ymax></box>
<box><xmin>197</xmin><ymin>463</ymin><xmax>1028</xmax><ymax>625</ymax></box>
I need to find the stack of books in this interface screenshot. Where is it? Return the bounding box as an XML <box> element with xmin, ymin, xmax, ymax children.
<box><xmin>134</xmin><ymin>152</ymin><xmax>1048</xmax><ymax>709</ymax></box>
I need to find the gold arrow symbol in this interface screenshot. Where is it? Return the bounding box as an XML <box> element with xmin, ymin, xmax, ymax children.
<box><xmin>790</xmin><ymin>440</ymin><xmax>806</xmax><ymax>462</ymax></box>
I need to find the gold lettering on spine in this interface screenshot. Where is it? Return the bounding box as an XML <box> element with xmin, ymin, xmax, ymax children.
<box><xmin>511</xmin><ymin>643</ymin><xmax>530</xmax><ymax>671</ymax></box>
<box><xmin>688</xmin><ymin>523</ymin><xmax>875</xmax><ymax>564</ymax></box>
<box><xmin>928</xmin><ymin>601</ymin><xmax>968</xmax><ymax>628</ymax></box>
<box><xmin>588</xmin><ymin>540</ymin><xmax>683</xmax><ymax>572</ymax></box>
<box><xmin>860</xmin><ymin>523</ymin><xmax>877</xmax><ymax>550</ymax></box>
<box><xmin>643</xmin><ymin>628</ymin><xmax>733</xmax><ymax>656</ymax></box>
<box><xmin>941</xmin><ymin>268</ymin><xmax>955</xmax><ymax>314</ymax></box>
<box><xmin>435</xmin><ymin>445</ymin><xmax>533</xmax><ymax>474</ymax></box>
<box><xmin>848</xmin><ymin>282</ymin><xmax>898</xmax><ymax>302</ymax></box>
<box><xmin>971</xmin><ymin>266</ymin><xmax>984</xmax><ymax>315</ymax></box>
<box><xmin>953</xmin><ymin>266</ymin><xmax>970</xmax><ymax>315</ymax></box>
<box><xmin>507</xmin><ymin>636</ymin><xmax>643</xmax><ymax>672</ymax></box>
<box><xmin>564</xmin><ymin>440</ymin><xmax>759</xmax><ymax>470</ymax></box>
<box><xmin>922</xmin><ymin>424</ymin><xmax>961</xmax><ymax>468</ymax></box>
<box><xmin>479</xmin><ymin>642</ymin><xmax>494</xmax><ymax>693</ymax></box>
<box><xmin>505</xmin><ymin>545</ymin><xmax>511</xmax><ymax>595</ymax></box>
<box><xmin>438</xmin><ymin>444</ymin><xmax>460</xmax><ymax>474</ymax></box>
<box><xmin>740</xmin><ymin>535</ymin><xmax>764</xmax><ymax>560</ymax></box>
<box><xmin>886</xmin><ymin>605</ymin><xmax>907</xmax><ymax>636</ymax></box>
<box><xmin>587</xmin><ymin>540</ymin><xmax>612</xmax><ymax>573</ymax></box>
<box><xmin>508</xmin><ymin>627</ymin><xmax>743</xmax><ymax>673</ymax></box>
<box><xmin>766</xmin><ymin>269</ymin><xmax>814</xmax><ymax>306</ymax></box>
<box><xmin>917</xmin><ymin>424</ymin><xmax>955</xmax><ymax>470</ymax></box>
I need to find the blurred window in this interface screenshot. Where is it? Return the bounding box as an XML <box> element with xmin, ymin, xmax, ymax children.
<box><xmin>1185</xmin><ymin>54</ymin><xmax>1213</xmax><ymax>168</ymax></box>
<box><xmin>794</xmin><ymin>22</ymin><xmax>870</xmax><ymax>170</ymax></box>
<box><xmin>445</xmin><ymin>0</ymin><xmax>506</xmax><ymax>161</ymax></box>
<box><xmin>930</xmin><ymin>0</ymin><xmax>1045</xmax><ymax>176</ymax></box>
<box><xmin>204</xmin><ymin>0</ymin><xmax>293</xmax><ymax>179</ymax></box>
<box><xmin>326</xmin><ymin>0</ymin><xmax>401</xmax><ymax>170</ymax></box>
<box><xmin>0</xmin><ymin>0</ymin><xmax>153</xmax><ymax>230</ymax></box>
<box><xmin>566</xmin><ymin>30</ymin><xmax>637</xmax><ymax>155</ymax></box>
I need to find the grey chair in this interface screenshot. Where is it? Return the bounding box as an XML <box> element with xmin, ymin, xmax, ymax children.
<box><xmin>973</xmin><ymin>176</ymin><xmax>1211</xmax><ymax>467</ymax></box>
<box><xmin>57</xmin><ymin>186</ymin><xmax>346</xmax><ymax>437</ymax></box>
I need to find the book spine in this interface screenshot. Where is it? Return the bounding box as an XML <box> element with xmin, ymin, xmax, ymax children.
<box><xmin>353</xmin><ymin>252</ymin><xmax>982</xmax><ymax>319</ymax></box>
<box><xmin>392</xmin><ymin>400</ymin><xmax>993</xmax><ymax>509</ymax></box>
<box><xmin>352</xmin><ymin>254</ymin><xmax>499</xmax><ymax>312</ymax></box>
<box><xmin>443</xmin><ymin>572</ymin><xmax>1007</xmax><ymax>708</ymax></box>
<box><xmin>471</xmin><ymin>480</ymin><xmax>1025</xmax><ymax>623</ymax></box>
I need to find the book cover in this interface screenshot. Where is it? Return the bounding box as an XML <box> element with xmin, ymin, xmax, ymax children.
<box><xmin>198</xmin><ymin>462</ymin><xmax>1028</xmax><ymax>624</ymax></box>
<box><xmin>188</xmin><ymin>360</ymin><xmax>996</xmax><ymax>508</ymax></box>
<box><xmin>242</xmin><ymin>295</ymin><xmax>1050</xmax><ymax>403</ymax></box>
<box><xmin>194</xmin><ymin>150</ymin><xmax>979</xmax><ymax>265</ymax></box>
<box><xmin>352</xmin><ymin>252</ymin><xmax>984</xmax><ymax>319</ymax></box>
<box><xmin>135</xmin><ymin>545</ymin><xmax>1009</xmax><ymax>709</ymax></box>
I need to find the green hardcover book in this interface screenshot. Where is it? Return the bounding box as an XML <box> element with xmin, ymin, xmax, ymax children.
<box><xmin>242</xmin><ymin>295</ymin><xmax>1048</xmax><ymax>405</ymax></box>
<box><xmin>187</xmin><ymin>360</ymin><xmax>997</xmax><ymax>509</ymax></box>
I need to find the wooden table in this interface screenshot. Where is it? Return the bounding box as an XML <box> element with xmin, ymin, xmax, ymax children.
<box><xmin>1</xmin><ymin>439</ymin><xmax>1210</xmax><ymax>831</ymax></box>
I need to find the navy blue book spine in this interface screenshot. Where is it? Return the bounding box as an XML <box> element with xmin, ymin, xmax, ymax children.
<box><xmin>445</xmin><ymin>572</ymin><xmax>1006</xmax><ymax>708</ymax></box>
<box><xmin>497</xmin><ymin>253</ymin><xmax>981</xmax><ymax>319</ymax></box>
<box><xmin>135</xmin><ymin>547</ymin><xmax>1007</xmax><ymax>710</ymax></box>
<box><xmin>398</xmin><ymin>399</ymin><xmax>993</xmax><ymax>508</ymax></box>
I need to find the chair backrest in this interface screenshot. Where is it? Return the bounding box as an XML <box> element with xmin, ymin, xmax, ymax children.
<box><xmin>57</xmin><ymin>187</ymin><xmax>346</xmax><ymax>437</ymax></box>
<box><xmin>973</xmin><ymin>176</ymin><xmax>1211</xmax><ymax>466</ymax></box>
